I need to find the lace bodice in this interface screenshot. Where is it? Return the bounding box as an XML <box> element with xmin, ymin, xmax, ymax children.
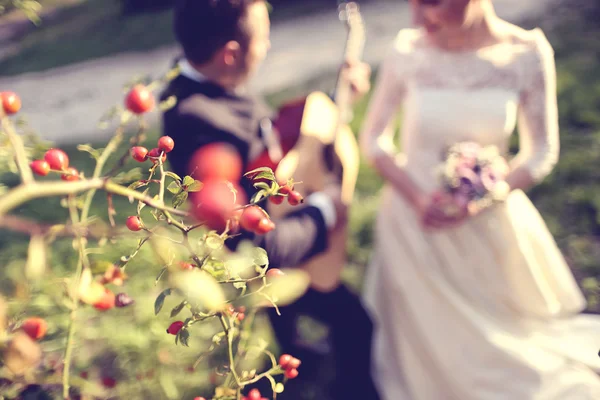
<box><xmin>360</xmin><ymin>26</ymin><xmax>559</xmax><ymax>188</ymax></box>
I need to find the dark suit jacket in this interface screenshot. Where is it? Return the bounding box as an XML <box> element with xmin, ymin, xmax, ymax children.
<box><xmin>160</xmin><ymin>74</ymin><xmax>328</xmax><ymax>268</ymax></box>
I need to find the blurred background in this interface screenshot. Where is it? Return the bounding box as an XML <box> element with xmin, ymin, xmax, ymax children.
<box><xmin>0</xmin><ymin>0</ymin><xmax>599</xmax><ymax>398</ymax></box>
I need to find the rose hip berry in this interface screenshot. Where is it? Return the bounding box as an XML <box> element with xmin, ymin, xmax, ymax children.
<box><xmin>1</xmin><ymin>91</ymin><xmax>21</xmax><ymax>115</ymax></box>
<box><xmin>157</xmin><ymin>136</ymin><xmax>175</xmax><ymax>153</ymax></box>
<box><xmin>126</xmin><ymin>216</ymin><xmax>143</xmax><ymax>232</ymax></box>
<box><xmin>269</xmin><ymin>194</ymin><xmax>285</xmax><ymax>205</ymax></box>
<box><xmin>279</xmin><ymin>354</ymin><xmax>292</xmax><ymax>369</ymax></box>
<box><xmin>30</xmin><ymin>160</ymin><xmax>50</xmax><ymax>176</ymax></box>
<box><xmin>188</xmin><ymin>142</ymin><xmax>242</xmax><ymax>182</ymax></box>
<box><xmin>190</xmin><ymin>180</ymin><xmax>246</xmax><ymax>233</ymax></box>
<box><xmin>147</xmin><ymin>148</ymin><xmax>166</xmax><ymax>164</ymax></box>
<box><xmin>278</xmin><ymin>180</ymin><xmax>294</xmax><ymax>195</ymax></box>
<box><xmin>247</xmin><ymin>389</ymin><xmax>262</xmax><ymax>400</ymax></box>
<box><xmin>285</xmin><ymin>368</ymin><xmax>299</xmax><ymax>379</ymax></box>
<box><xmin>287</xmin><ymin>191</ymin><xmax>303</xmax><ymax>206</ymax></box>
<box><xmin>21</xmin><ymin>317</ymin><xmax>47</xmax><ymax>341</ymax></box>
<box><xmin>167</xmin><ymin>321</ymin><xmax>184</xmax><ymax>335</ymax></box>
<box><xmin>93</xmin><ymin>288</ymin><xmax>116</xmax><ymax>311</ymax></box>
<box><xmin>44</xmin><ymin>148</ymin><xmax>69</xmax><ymax>171</ymax></box>
<box><xmin>61</xmin><ymin>167</ymin><xmax>79</xmax><ymax>181</ymax></box>
<box><xmin>130</xmin><ymin>146</ymin><xmax>148</xmax><ymax>162</ymax></box>
<box><xmin>125</xmin><ymin>85</ymin><xmax>155</xmax><ymax>114</ymax></box>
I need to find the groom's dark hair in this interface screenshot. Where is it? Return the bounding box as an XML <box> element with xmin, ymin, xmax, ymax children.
<box><xmin>173</xmin><ymin>0</ymin><xmax>264</xmax><ymax>65</ymax></box>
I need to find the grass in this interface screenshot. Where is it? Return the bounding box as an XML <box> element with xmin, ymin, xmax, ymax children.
<box><xmin>0</xmin><ymin>0</ymin><xmax>334</xmax><ymax>76</ymax></box>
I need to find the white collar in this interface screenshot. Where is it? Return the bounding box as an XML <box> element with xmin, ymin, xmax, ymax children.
<box><xmin>178</xmin><ymin>58</ymin><xmax>207</xmax><ymax>83</ymax></box>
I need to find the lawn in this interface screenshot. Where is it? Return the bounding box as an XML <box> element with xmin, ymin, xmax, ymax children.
<box><xmin>1</xmin><ymin>1</ymin><xmax>600</xmax><ymax>398</ymax></box>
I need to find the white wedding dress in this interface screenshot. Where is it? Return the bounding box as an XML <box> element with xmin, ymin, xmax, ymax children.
<box><xmin>360</xmin><ymin>25</ymin><xmax>600</xmax><ymax>400</ymax></box>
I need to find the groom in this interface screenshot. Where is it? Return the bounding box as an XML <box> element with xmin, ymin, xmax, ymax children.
<box><xmin>161</xmin><ymin>1</ymin><xmax>379</xmax><ymax>399</ymax></box>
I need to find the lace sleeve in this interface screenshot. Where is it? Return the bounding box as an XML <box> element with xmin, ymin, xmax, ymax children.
<box><xmin>359</xmin><ymin>33</ymin><xmax>409</xmax><ymax>164</ymax></box>
<box><xmin>512</xmin><ymin>29</ymin><xmax>559</xmax><ymax>182</ymax></box>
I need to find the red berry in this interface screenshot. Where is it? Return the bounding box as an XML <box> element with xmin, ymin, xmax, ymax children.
<box><xmin>189</xmin><ymin>180</ymin><xmax>246</xmax><ymax>233</ymax></box>
<box><xmin>288</xmin><ymin>357</ymin><xmax>301</xmax><ymax>369</ymax></box>
<box><xmin>125</xmin><ymin>84</ymin><xmax>155</xmax><ymax>114</ymax></box>
<box><xmin>188</xmin><ymin>143</ymin><xmax>242</xmax><ymax>182</ymax></box>
<box><xmin>93</xmin><ymin>288</ymin><xmax>116</xmax><ymax>311</ymax></box>
<box><xmin>179</xmin><ymin>261</ymin><xmax>194</xmax><ymax>271</ymax></box>
<box><xmin>248</xmin><ymin>388</ymin><xmax>262</xmax><ymax>400</ymax></box>
<box><xmin>287</xmin><ymin>191</ymin><xmax>303</xmax><ymax>206</ymax></box>
<box><xmin>279</xmin><ymin>354</ymin><xmax>292</xmax><ymax>369</ymax></box>
<box><xmin>30</xmin><ymin>160</ymin><xmax>50</xmax><ymax>176</ymax></box>
<box><xmin>278</xmin><ymin>183</ymin><xmax>293</xmax><ymax>195</ymax></box>
<box><xmin>237</xmin><ymin>313</ymin><xmax>245</xmax><ymax>322</ymax></box>
<box><xmin>193</xmin><ymin>398</ymin><xmax>206</xmax><ymax>400</ymax></box>
<box><xmin>130</xmin><ymin>146</ymin><xmax>148</xmax><ymax>162</ymax></box>
<box><xmin>101</xmin><ymin>376</ymin><xmax>117</xmax><ymax>388</ymax></box>
<box><xmin>167</xmin><ymin>321</ymin><xmax>184</xmax><ymax>335</ymax></box>
<box><xmin>285</xmin><ymin>368</ymin><xmax>299</xmax><ymax>379</ymax></box>
<box><xmin>44</xmin><ymin>148</ymin><xmax>69</xmax><ymax>171</ymax></box>
<box><xmin>255</xmin><ymin>218</ymin><xmax>275</xmax><ymax>235</ymax></box>
<box><xmin>239</xmin><ymin>206</ymin><xmax>265</xmax><ymax>232</ymax></box>
<box><xmin>269</xmin><ymin>194</ymin><xmax>285</xmax><ymax>205</ymax></box>
<box><xmin>126</xmin><ymin>216</ymin><xmax>143</xmax><ymax>231</ymax></box>
<box><xmin>1</xmin><ymin>91</ymin><xmax>21</xmax><ymax>115</ymax></box>
<box><xmin>267</xmin><ymin>268</ymin><xmax>285</xmax><ymax>279</ymax></box>
<box><xmin>158</xmin><ymin>136</ymin><xmax>175</xmax><ymax>153</ymax></box>
<box><xmin>147</xmin><ymin>148</ymin><xmax>166</xmax><ymax>164</ymax></box>
<box><xmin>61</xmin><ymin>167</ymin><xmax>79</xmax><ymax>181</ymax></box>
<box><xmin>21</xmin><ymin>317</ymin><xmax>47</xmax><ymax>340</ymax></box>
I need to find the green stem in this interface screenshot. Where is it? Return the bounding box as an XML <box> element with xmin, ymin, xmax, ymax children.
<box><xmin>0</xmin><ymin>179</ymin><xmax>189</xmax><ymax>217</ymax></box>
<box><xmin>1</xmin><ymin>114</ymin><xmax>34</xmax><ymax>184</ymax></box>
<box><xmin>219</xmin><ymin>314</ymin><xmax>241</xmax><ymax>387</ymax></box>
<box><xmin>80</xmin><ymin>127</ymin><xmax>124</xmax><ymax>222</ymax></box>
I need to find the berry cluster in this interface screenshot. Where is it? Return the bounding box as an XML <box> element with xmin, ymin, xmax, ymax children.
<box><xmin>130</xmin><ymin>135</ymin><xmax>174</xmax><ymax>165</ymax></box>
<box><xmin>30</xmin><ymin>148</ymin><xmax>79</xmax><ymax>181</ymax></box>
<box><xmin>269</xmin><ymin>180</ymin><xmax>303</xmax><ymax>206</ymax></box>
<box><xmin>279</xmin><ymin>354</ymin><xmax>301</xmax><ymax>379</ymax></box>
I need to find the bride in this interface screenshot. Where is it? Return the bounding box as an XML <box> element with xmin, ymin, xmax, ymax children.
<box><xmin>359</xmin><ymin>0</ymin><xmax>600</xmax><ymax>399</ymax></box>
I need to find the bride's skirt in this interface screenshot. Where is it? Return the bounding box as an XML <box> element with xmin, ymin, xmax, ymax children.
<box><xmin>362</xmin><ymin>186</ymin><xmax>600</xmax><ymax>400</ymax></box>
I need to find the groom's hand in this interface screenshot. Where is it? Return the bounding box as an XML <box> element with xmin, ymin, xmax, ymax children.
<box><xmin>341</xmin><ymin>60</ymin><xmax>371</xmax><ymax>104</ymax></box>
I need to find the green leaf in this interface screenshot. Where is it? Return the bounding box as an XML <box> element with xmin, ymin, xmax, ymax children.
<box><xmin>187</xmin><ymin>180</ymin><xmax>203</xmax><ymax>192</ymax></box>
<box><xmin>165</xmin><ymin>171</ymin><xmax>182</xmax><ymax>182</ymax></box>
<box><xmin>253</xmin><ymin>247</ymin><xmax>269</xmax><ymax>267</ymax></box>
<box><xmin>179</xmin><ymin>329</ymin><xmax>190</xmax><ymax>347</ymax></box>
<box><xmin>254</xmin><ymin>182</ymin><xmax>271</xmax><ymax>191</ymax></box>
<box><xmin>128</xmin><ymin>180</ymin><xmax>147</xmax><ymax>191</ymax></box>
<box><xmin>77</xmin><ymin>144</ymin><xmax>101</xmax><ymax>160</ymax></box>
<box><xmin>205</xmin><ymin>233</ymin><xmax>224</xmax><ymax>250</ymax></box>
<box><xmin>244</xmin><ymin>167</ymin><xmax>275</xmax><ymax>181</ymax></box>
<box><xmin>154</xmin><ymin>288</ymin><xmax>172</xmax><ymax>315</ymax></box>
<box><xmin>250</xmin><ymin>190</ymin><xmax>266</xmax><ymax>204</ymax></box>
<box><xmin>172</xmin><ymin>191</ymin><xmax>188</xmax><ymax>209</ymax></box>
<box><xmin>167</xmin><ymin>181</ymin><xmax>181</xmax><ymax>194</ymax></box>
<box><xmin>155</xmin><ymin>267</ymin><xmax>167</xmax><ymax>286</ymax></box>
<box><xmin>170</xmin><ymin>301</ymin><xmax>187</xmax><ymax>318</ymax></box>
<box><xmin>183</xmin><ymin>176</ymin><xmax>195</xmax><ymax>187</ymax></box>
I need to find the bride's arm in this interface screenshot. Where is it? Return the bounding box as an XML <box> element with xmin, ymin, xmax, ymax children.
<box><xmin>359</xmin><ymin>49</ymin><xmax>427</xmax><ymax>211</ymax></box>
<box><xmin>507</xmin><ymin>30</ymin><xmax>559</xmax><ymax>192</ymax></box>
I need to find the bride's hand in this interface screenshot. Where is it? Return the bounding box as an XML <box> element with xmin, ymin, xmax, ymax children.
<box><xmin>416</xmin><ymin>191</ymin><xmax>467</xmax><ymax>230</ymax></box>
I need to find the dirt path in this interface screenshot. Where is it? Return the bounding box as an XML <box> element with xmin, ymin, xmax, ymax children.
<box><xmin>0</xmin><ymin>0</ymin><xmax>551</xmax><ymax>144</ymax></box>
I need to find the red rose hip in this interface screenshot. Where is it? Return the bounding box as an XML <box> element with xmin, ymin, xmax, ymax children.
<box><xmin>1</xmin><ymin>91</ymin><xmax>21</xmax><ymax>115</ymax></box>
<box><xmin>44</xmin><ymin>148</ymin><xmax>69</xmax><ymax>171</ymax></box>
<box><xmin>21</xmin><ymin>317</ymin><xmax>47</xmax><ymax>340</ymax></box>
<box><xmin>126</xmin><ymin>216</ymin><xmax>143</xmax><ymax>231</ymax></box>
<box><xmin>167</xmin><ymin>321</ymin><xmax>184</xmax><ymax>335</ymax></box>
<box><xmin>30</xmin><ymin>160</ymin><xmax>50</xmax><ymax>176</ymax></box>
<box><xmin>130</xmin><ymin>146</ymin><xmax>148</xmax><ymax>162</ymax></box>
<box><xmin>157</xmin><ymin>136</ymin><xmax>175</xmax><ymax>153</ymax></box>
<box><xmin>61</xmin><ymin>167</ymin><xmax>79</xmax><ymax>181</ymax></box>
<box><xmin>125</xmin><ymin>84</ymin><xmax>155</xmax><ymax>114</ymax></box>
<box><xmin>188</xmin><ymin>143</ymin><xmax>242</xmax><ymax>182</ymax></box>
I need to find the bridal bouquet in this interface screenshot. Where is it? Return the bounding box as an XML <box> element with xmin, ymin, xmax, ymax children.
<box><xmin>436</xmin><ymin>141</ymin><xmax>510</xmax><ymax>216</ymax></box>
